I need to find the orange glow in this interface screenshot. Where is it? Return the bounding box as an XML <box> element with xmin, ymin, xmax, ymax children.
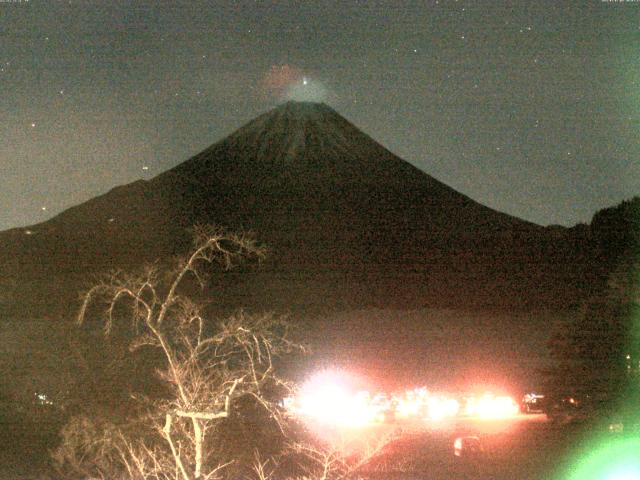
<box><xmin>391</xmin><ymin>387</ymin><xmax>423</xmax><ymax>419</ymax></box>
<box><xmin>426</xmin><ymin>396</ymin><xmax>460</xmax><ymax>421</ymax></box>
<box><xmin>464</xmin><ymin>394</ymin><xmax>519</xmax><ymax>419</ymax></box>
<box><xmin>285</xmin><ymin>371</ymin><xmax>519</xmax><ymax>427</ymax></box>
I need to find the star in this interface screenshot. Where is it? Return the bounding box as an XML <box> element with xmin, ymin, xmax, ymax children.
<box><xmin>0</xmin><ymin>0</ymin><xmax>635</xmax><ymax>235</ymax></box>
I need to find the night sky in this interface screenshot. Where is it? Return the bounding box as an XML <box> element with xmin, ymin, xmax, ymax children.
<box><xmin>1</xmin><ymin>0</ymin><xmax>638</xmax><ymax>231</ymax></box>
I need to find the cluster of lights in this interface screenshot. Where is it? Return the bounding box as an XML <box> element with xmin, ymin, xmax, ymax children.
<box><xmin>285</xmin><ymin>372</ymin><xmax>519</xmax><ymax>428</ymax></box>
<box><xmin>285</xmin><ymin>371</ymin><xmax>380</xmax><ymax>427</ymax></box>
<box><xmin>464</xmin><ymin>394</ymin><xmax>519</xmax><ymax>419</ymax></box>
<box><xmin>393</xmin><ymin>387</ymin><xmax>462</xmax><ymax>421</ymax></box>
<box><xmin>34</xmin><ymin>392</ymin><xmax>54</xmax><ymax>406</ymax></box>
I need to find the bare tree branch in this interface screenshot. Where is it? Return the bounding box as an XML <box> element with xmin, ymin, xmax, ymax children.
<box><xmin>57</xmin><ymin>227</ymin><xmax>304</xmax><ymax>480</ymax></box>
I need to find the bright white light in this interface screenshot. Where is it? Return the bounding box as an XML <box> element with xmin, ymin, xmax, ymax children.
<box><xmin>289</xmin><ymin>371</ymin><xmax>379</xmax><ymax>427</ymax></box>
<box><xmin>427</xmin><ymin>396</ymin><xmax>460</xmax><ymax>421</ymax></box>
<box><xmin>35</xmin><ymin>392</ymin><xmax>53</xmax><ymax>406</ymax></box>
<box><xmin>394</xmin><ymin>388</ymin><xmax>459</xmax><ymax>421</ymax></box>
<box><xmin>394</xmin><ymin>388</ymin><xmax>424</xmax><ymax>419</ymax></box>
<box><xmin>465</xmin><ymin>394</ymin><xmax>519</xmax><ymax>419</ymax></box>
<box><xmin>286</xmin><ymin>372</ymin><xmax>519</xmax><ymax>428</ymax></box>
<box><xmin>285</xmin><ymin>78</ymin><xmax>328</xmax><ymax>102</ymax></box>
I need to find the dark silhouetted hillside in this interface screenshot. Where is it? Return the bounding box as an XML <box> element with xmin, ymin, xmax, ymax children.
<box><xmin>0</xmin><ymin>102</ymin><xmax>618</xmax><ymax>317</ymax></box>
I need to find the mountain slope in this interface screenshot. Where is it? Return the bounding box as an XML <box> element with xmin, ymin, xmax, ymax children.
<box><xmin>0</xmin><ymin>102</ymin><xmax>587</xmax><ymax>315</ymax></box>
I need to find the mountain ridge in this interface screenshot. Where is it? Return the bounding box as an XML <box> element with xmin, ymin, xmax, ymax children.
<box><xmin>0</xmin><ymin>101</ymin><xmax>594</xmax><ymax>315</ymax></box>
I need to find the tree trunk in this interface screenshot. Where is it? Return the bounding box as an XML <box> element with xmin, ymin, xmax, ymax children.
<box><xmin>193</xmin><ymin>417</ymin><xmax>203</xmax><ymax>479</ymax></box>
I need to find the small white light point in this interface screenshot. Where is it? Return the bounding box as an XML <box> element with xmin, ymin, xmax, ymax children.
<box><xmin>142</xmin><ymin>165</ymin><xmax>149</xmax><ymax>171</ymax></box>
<box><xmin>41</xmin><ymin>206</ymin><xmax>47</xmax><ymax>211</ymax></box>
<box><xmin>286</xmin><ymin>77</ymin><xmax>328</xmax><ymax>102</ymax></box>
<box><xmin>31</xmin><ymin>122</ymin><xmax>36</xmax><ymax>128</ymax></box>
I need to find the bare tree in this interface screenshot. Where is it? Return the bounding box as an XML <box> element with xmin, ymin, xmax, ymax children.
<box><xmin>54</xmin><ymin>226</ymin><xmax>302</xmax><ymax>480</ymax></box>
<box><xmin>252</xmin><ymin>431</ymin><xmax>398</xmax><ymax>480</ymax></box>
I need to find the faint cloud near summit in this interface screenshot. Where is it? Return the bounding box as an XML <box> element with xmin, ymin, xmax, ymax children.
<box><xmin>261</xmin><ymin>64</ymin><xmax>331</xmax><ymax>103</ymax></box>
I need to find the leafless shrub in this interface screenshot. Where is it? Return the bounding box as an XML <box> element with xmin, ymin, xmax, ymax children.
<box><xmin>51</xmin><ymin>414</ymin><xmax>122</xmax><ymax>479</ymax></box>
<box><xmin>250</xmin><ymin>428</ymin><xmax>398</xmax><ymax>480</ymax></box>
<box><xmin>53</xmin><ymin>226</ymin><xmax>399</xmax><ymax>480</ymax></box>
<box><xmin>54</xmin><ymin>227</ymin><xmax>303</xmax><ymax>480</ymax></box>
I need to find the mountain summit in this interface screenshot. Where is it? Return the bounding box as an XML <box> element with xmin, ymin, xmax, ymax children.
<box><xmin>172</xmin><ymin>101</ymin><xmax>444</xmax><ymax>189</ymax></box>
<box><xmin>0</xmin><ymin>102</ymin><xmax>583</xmax><ymax>314</ymax></box>
<box><xmin>166</xmin><ymin>101</ymin><xmax>533</xmax><ymax>236</ymax></box>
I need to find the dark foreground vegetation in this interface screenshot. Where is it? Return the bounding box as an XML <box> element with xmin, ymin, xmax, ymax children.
<box><xmin>0</xmin><ymin>194</ymin><xmax>637</xmax><ymax>478</ymax></box>
<box><xmin>2</xmin><ymin>227</ymin><xmax>400</xmax><ymax>480</ymax></box>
